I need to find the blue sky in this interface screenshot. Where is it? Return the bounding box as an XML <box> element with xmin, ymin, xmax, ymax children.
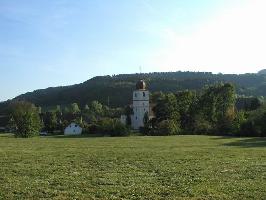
<box><xmin>1</xmin><ymin>0</ymin><xmax>265</xmax><ymax>101</ymax></box>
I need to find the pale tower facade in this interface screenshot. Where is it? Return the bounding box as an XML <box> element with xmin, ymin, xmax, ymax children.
<box><xmin>132</xmin><ymin>80</ymin><xmax>149</xmax><ymax>129</ymax></box>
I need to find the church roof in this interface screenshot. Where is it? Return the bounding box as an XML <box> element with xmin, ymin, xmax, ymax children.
<box><xmin>136</xmin><ymin>80</ymin><xmax>146</xmax><ymax>90</ymax></box>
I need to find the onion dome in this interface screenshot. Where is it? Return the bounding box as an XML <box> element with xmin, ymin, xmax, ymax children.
<box><xmin>136</xmin><ymin>80</ymin><xmax>146</xmax><ymax>90</ymax></box>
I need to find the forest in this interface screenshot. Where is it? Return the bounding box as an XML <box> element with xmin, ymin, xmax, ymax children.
<box><xmin>1</xmin><ymin>71</ymin><xmax>266</xmax><ymax>114</ymax></box>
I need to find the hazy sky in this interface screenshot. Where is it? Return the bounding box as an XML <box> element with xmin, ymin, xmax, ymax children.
<box><xmin>1</xmin><ymin>0</ymin><xmax>265</xmax><ymax>101</ymax></box>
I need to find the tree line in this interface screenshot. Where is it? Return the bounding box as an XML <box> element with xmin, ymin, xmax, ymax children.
<box><xmin>140</xmin><ymin>83</ymin><xmax>265</xmax><ymax>137</ymax></box>
<box><xmin>4</xmin><ymin>82</ymin><xmax>266</xmax><ymax>138</ymax></box>
<box><xmin>8</xmin><ymin>100</ymin><xmax>129</xmax><ymax>138</ymax></box>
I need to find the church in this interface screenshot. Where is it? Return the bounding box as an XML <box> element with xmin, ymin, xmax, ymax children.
<box><xmin>121</xmin><ymin>80</ymin><xmax>151</xmax><ymax>130</ymax></box>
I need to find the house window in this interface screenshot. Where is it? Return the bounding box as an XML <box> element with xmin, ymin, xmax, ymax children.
<box><xmin>135</xmin><ymin>93</ymin><xmax>137</xmax><ymax>97</ymax></box>
<box><xmin>143</xmin><ymin>92</ymin><xmax>145</xmax><ymax>97</ymax></box>
<box><xmin>136</xmin><ymin>116</ymin><xmax>137</xmax><ymax>120</ymax></box>
<box><xmin>75</xmin><ymin>125</ymin><xmax>77</xmax><ymax>127</ymax></box>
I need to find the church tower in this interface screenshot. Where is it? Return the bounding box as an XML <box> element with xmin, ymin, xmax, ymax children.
<box><xmin>132</xmin><ymin>80</ymin><xmax>149</xmax><ymax>129</ymax></box>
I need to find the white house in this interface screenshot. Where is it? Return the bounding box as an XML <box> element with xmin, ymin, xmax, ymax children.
<box><xmin>64</xmin><ymin>123</ymin><xmax>82</xmax><ymax>136</ymax></box>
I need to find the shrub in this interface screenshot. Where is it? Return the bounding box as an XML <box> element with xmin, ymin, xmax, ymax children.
<box><xmin>240</xmin><ymin>121</ymin><xmax>256</xmax><ymax>137</ymax></box>
<box><xmin>192</xmin><ymin>115</ymin><xmax>213</xmax><ymax>135</ymax></box>
<box><xmin>110</xmin><ymin>120</ymin><xmax>130</xmax><ymax>137</ymax></box>
<box><xmin>85</xmin><ymin>123</ymin><xmax>100</xmax><ymax>134</ymax></box>
<box><xmin>98</xmin><ymin>118</ymin><xmax>130</xmax><ymax>137</ymax></box>
<box><xmin>238</xmin><ymin>106</ymin><xmax>266</xmax><ymax>137</ymax></box>
<box><xmin>139</xmin><ymin>125</ymin><xmax>150</xmax><ymax>135</ymax></box>
<box><xmin>155</xmin><ymin>120</ymin><xmax>180</xmax><ymax>136</ymax></box>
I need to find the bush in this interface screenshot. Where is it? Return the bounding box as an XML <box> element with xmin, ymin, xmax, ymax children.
<box><xmin>139</xmin><ymin>125</ymin><xmax>150</xmax><ymax>135</ymax></box>
<box><xmin>238</xmin><ymin>106</ymin><xmax>266</xmax><ymax>137</ymax></box>
<box><xmin>98</xmin><ymin>118</ymin><xmax>130</xmax><ymax>137</ymax></box>
<box><xmin>110</xmin><ymin>120</ymin><xmax>130</xmax><ymax>137</ymax></box>
<box><xmin>192</xmin><ymin>116</ymin><xmax>213</xmax><ymax>135</ymax></box>
<box><xmin>155</xmin><ymin>120</ymin><xmax>180</xmax><ymax>136</ymax></box>
<box><xmin>240</xmin><ymin>121</ymin><xmax>256</xmax><ymax>137</ymax></box>
<box><xmin>86</xmin><ymin>123</ymin><xmax>99</xmax><ymax>134</ymax></box>
<box><xmin>242</xmin><ymin>112</ymin><xmax>266</xmax><ymax>137</ymax></box>
<box><xmin>98</xmin><ymin>118</ymin><xmax>113</xmax><ymax>134</ymax></box>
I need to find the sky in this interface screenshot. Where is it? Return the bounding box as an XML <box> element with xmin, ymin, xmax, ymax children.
<box><xmin>1</xmin><ymin>0</ymin><xmax>266</xmax><ymax>101</ymax></box>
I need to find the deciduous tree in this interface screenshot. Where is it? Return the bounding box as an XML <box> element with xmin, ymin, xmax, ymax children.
<box><xmin>9</xmin><ymin>101</ymin><xmax>41</xmax><ymax>138</ymax></box>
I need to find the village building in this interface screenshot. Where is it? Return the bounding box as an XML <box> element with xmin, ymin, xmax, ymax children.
<box><xmin>131</xmin><ymin>80</ymin><xmax>150</xmax><ymax>129</ymax></box>
<box><xmin>121</xmin><ymin>80</ymin><xmax>152</xmax><ymax>130</ymax></box>
<box><xmin>64</xmin><ymin>122</ymin><xmax>82</xmax><ymax>135</ymax></box>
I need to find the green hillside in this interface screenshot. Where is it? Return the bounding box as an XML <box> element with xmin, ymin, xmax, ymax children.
<box><xmin>1</xmin><ymin>71</ymin><xmax>266</xmax><ymax>112</ymax></box>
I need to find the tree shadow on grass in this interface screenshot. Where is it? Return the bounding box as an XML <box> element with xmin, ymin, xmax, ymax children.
<box><xmin>211</xmin><ymin>136</ymin><xmax>236</xmax><ymax>140</ymax></box>
<box><xmin>223</xmin><ymin>137</ymin><xmax>266</xmax><ymax>148</ymax></box>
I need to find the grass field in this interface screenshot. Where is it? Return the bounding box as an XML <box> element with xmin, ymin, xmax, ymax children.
<box><xmin>0</xmin><ymin>134</ymin><xmax>265</xmax><ymax>200</ymax></box>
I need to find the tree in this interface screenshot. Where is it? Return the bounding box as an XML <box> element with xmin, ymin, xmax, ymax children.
<box><xmin>55</xmin><ymin>110</ymin><xmax>63</xmax><ymax>131</ymax></box>
<box><xmin>9</xmin><ymin>101</ymin><xmax>41</xmax><ymax>138</ymax></box>
<box><xmin>90</xmin><ymin>101</ymin><xmax>103</xmax><ymax>116</ymax></box>
<box><xmin>43</xmin><ymin>112</ymin><xmax>57</xmax><ymax>133</ymax></box>
<box><xmin>63</xmin><ymin>107</ymin><xmax>70</xmax><ymax>114</ymax></box>
<box><xmin>236</xmin><ymin>97</ymin><xmax>262</xmax><ymax>111</ymax></box>
<box><xmin>175</xmin><ymin>90</ymin><xmax>197</xmax><ymax>130</ymax></box>
<box><xmin>69</xmin><ymin>103</ymin><xmax>80</xmax><ymax>114</ymax></box>
<box><xmin>193</xmin><ymin>83</ymin><xmax>236</xmax><ymax>134</ymax></box>
<box><xmin>125</xmin><ymin>105</ymin><xmax>133</xmax><ymax>126</ymax></box>
<box><xmin>84</xmin><ymin>104</ymin><xmax>90</xmax><ymax>111</ymax></box>
<box><xmin>81</xmin><ymin>101</ymin><xmax>104</xmax><ymax>123</ymax></box>
<box><xmin>82</xmin><ymin>104</ymin><xmax>91</xmax><ymax>122</ymax></box>
<box><xmin>154</xmin><ymin>93</ymin><xmax>180</xmax><ymax>122</ymax></box>
<box><xmin>231</xmin><ymin>111</ymin><xmax>247</xmax><ymax>135</ymax></box>
<box><xmin>55</xmin><ymin>105</ymin><xmax>61</xmax><ymax>112</ymax></box>
<box><xmin>240</xmin><ymin>106</ymin><xmax>266</xmax><ymax>137</ymax></box>
<box><xmin>150</xmin><ymin>91</ymin><xmax>164</xmax><ymax>103</ymax></box>
<box><xmin>143</xmin><ymin>112</ymin><xmax>149</xmax><ymax>125</ymax></box>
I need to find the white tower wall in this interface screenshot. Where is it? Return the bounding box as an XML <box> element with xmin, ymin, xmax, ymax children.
<box><xmin>132</xmin><ymin>90</ymin><xmax>149</xmax><ymax>129</ymax></box>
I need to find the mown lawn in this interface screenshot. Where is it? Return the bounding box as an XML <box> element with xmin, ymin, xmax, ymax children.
<box><xmin>0</xmin><ymin>134</ymin><xmax>265</xmax><ymax>200</ymax></box>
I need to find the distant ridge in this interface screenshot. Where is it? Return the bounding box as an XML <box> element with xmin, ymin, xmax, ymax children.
<box><xmin>258</xmin><ymin>69</ymin><xmax>266</xmax><ymax>75</ymax></box>
<box><xmin>1</xmin><ymin>71</ymin><xmax>266</xmax><ymax>113</ymax></box>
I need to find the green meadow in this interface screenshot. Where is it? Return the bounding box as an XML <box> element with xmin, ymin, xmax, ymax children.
<box><xmin>0</xmin><ymin>134</ymin><xmax>265</xmax><ymax>199</ymax></box>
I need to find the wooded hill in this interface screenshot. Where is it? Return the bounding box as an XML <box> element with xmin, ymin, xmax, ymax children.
<box><xmin>1</xmin><ymin>71</ymin><xmax>266</xmax><ymax>113</ymax></box>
